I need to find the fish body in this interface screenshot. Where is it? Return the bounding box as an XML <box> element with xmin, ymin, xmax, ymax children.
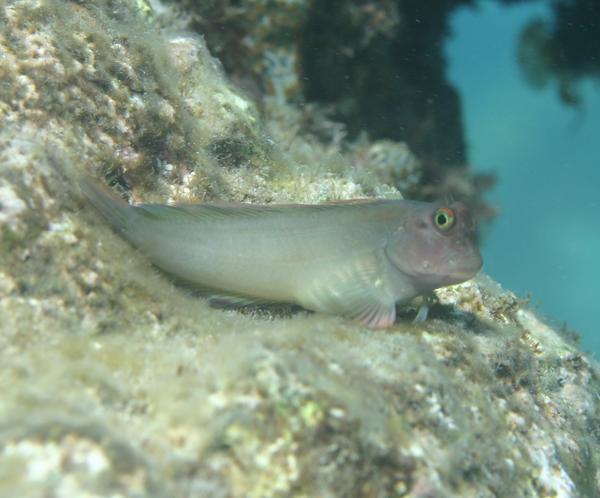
<box><xmin>81</xmin><ymin>178</ymin><xmax>482</xmax><ymax>328</ymax></box>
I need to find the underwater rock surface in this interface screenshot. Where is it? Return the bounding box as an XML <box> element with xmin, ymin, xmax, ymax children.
<box><xmin>0</xmin><ymin>1</ymin><xmax>598</xmax><ymax>497</ymax></box>
<box><xmin>166</xmin><ymin>0</ymin><xmax>496</xmax><ymax>221</ymax></box>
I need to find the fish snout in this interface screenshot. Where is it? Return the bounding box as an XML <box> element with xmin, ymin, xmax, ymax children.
<box><xmin>445</xmin><ymin>246</ymin><xmax>483</xmax><ymax>282</ymax></box>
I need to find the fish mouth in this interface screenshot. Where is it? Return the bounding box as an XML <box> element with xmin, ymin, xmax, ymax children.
<box><xmin>407</xmin><ymin>256</ymin><xmax>483</xmax><ymax>288</ymax></box>
<box><xmin>384</xmin><ymin>243</ymin><xmax>483</xmax><ymax>288</ymax></box>
<box><xmin>446</xmin><ymin>254</ymin><xmax>483</xmax><ymax>283</ymax></box>
<box><xmin>447</xmin><ymin>266</ymin><xmax>481</xmax><ymax>283</ymax></box>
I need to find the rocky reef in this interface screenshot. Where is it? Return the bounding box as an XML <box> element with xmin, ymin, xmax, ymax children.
<box><xmin>166</xmin><ymin>0</ymin><xmax>495</xmax><ymax>216</ymax></box>
<box><xmin>0</xmin><ymin>1</ymin><xmax>598</xmax><ymax>497</ymax></box>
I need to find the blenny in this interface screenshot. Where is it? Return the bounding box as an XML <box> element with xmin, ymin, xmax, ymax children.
<box><xmin>80</xmin><ymin>177</ymin><xmax>482</xmax><ymax>328</ymax></box>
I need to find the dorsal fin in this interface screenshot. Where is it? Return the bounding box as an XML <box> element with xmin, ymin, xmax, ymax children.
<box><xmin>135</xmin><ymin>198</ymin><xmax>394</xmax><ymax>221</ymax></box>
<box><xmin>135</xmin><ymin>202</ymin><xmax>288</xmax><ymax>221</ymax></box>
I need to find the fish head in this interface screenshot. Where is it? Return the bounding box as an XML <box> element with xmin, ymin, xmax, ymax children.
<box><xmin>385</xmin><ymin>201</ymin><xmax>483</xmax><ymax>290</ymax></box>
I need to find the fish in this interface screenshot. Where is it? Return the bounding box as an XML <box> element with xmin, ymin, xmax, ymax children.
<box><xmin>78</xmin><ymin>175</ymin><xmax>482</xmax><ymax>328</ymax></box>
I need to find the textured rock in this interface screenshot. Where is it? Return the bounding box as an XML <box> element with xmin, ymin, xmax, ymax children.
<box><xmin>0</xmin><ymin>1</ymin><xmax>599</xmax><ymax>497</ymax></box>
<box><xmin>165</xmin><ymin>0</ymin><xmax>497</xmax><ymax>222</ymax></box>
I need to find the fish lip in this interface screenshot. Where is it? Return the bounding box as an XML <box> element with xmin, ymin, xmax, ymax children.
<box><xmin>385</xmin><ymin>250</ymin><xmax>482</xmax><ymax>289</ymax></box>
<box><xmin>446</xmin><ymin>266</ymin><xmax>481</xmax><ymax>283</ymax></box>
<box><xmin>445</xmin><ymin>256</ymin><xmax>483</xmax><ymax>283</ymax></box>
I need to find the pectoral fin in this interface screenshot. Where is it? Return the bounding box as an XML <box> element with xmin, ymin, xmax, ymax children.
<box><xmin>300</xmin><ymin>253</ymin><xmax>397</xmax><ymax>329</ymax></box>
<box><xmin>344</xmin><ymin>300</ymin><xmax>396</xmax><ymax>329</ymax></box>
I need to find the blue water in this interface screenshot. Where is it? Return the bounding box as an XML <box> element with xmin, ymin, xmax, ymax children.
<box><xmin>447</xmin><ymin>2</ymin><xmax>600</xmax><ymax>356</ymax></box>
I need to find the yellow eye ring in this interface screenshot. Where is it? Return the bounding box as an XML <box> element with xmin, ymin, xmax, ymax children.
<box><xmin>433</xmin><ymin>207</ymin><xmax>455</xmax><ymax>231</ymax></box>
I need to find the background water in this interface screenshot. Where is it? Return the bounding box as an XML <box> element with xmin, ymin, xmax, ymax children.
<box><xmin>446</xmin><ymin>2</ymin><xmax>600</xmax><ymax>356</ymax></box>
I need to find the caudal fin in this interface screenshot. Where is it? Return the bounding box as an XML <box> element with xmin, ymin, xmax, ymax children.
<box><xmin>47</xmin><ymin>149</ymin><xmax>135</xmax><ymax>234</ymax></box>
<box><xmin>78</xmin><ymin>174</ymin><xmax>135</xmax><ymax>234</ymax></box>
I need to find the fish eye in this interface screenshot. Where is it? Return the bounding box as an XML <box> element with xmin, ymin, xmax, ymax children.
<box><xmin>433</xmin><ymin>207</ymin><xmax>455</xmax><ymax>231</ymax></box>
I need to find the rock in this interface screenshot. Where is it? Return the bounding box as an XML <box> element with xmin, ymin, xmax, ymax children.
<box><xmin>0</xmin><ymin>1</ymin><xmax>598</xmax><ymax>497</ymax></box>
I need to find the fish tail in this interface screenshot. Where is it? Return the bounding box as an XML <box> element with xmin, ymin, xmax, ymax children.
<box><xmin>78</xmin><ymin>174</ymin><xmax>134</xmax><ymax>234</ymax></box>
<box><xmin>47</xmin><ymin>148</ymin><xmax>135</xmax><ymax>233</ymax></box>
